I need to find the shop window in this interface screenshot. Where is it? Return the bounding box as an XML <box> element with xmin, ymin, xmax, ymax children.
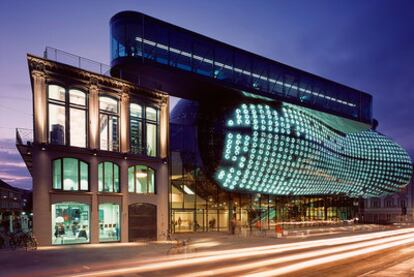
<box><xmin>52</xmin><ymin>202</ymin><xmax>90</xmax><ymax>245</ymax></box>
<box><xmin>99</xmin><ymin>96</ymin><xmax>119</xmax><ymax>151</ymax></box>
<box><xmin>128</xmin><ymin>165</ymin><xmax>155</xmax><ymax>193</ymax></box>
<box><xmin>52</xmin><ymin>158</ymin><xmax>89</xmax><ymax>191</ymax></box>
<box><xmin>98</xmin><ymin>161</ymin><xmax>120</xmax><ymax>192</ymax></box>
<box><xmin>99</xmin><ymin>203</ymin><xmax>120</xmax><ymax>242</ymax></box>
<box><xmin>47</xmin><ymin>85</ymin><xmax>87</xmax><ymax>147</ymax></box>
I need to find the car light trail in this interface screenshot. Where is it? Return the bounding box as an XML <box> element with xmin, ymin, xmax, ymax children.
<box><xmin>66</xmin><ymin>228</ymin><xmax>414</xmax><ymax>277</ymax></box>
<box><xmin>245</xmin><ymin>236</ymin><xmax>414</xmax><ymax>277</ymax></box>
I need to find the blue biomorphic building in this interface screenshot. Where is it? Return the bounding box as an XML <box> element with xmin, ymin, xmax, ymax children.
<box><xmin>110</xmin><ymin>11</ymin><xmax>412</xmax><ymax>231</ymax></box>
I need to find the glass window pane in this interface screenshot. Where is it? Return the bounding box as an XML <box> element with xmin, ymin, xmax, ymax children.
<box><xmin>130</xmin><ymin>115</ymin><xmax>142</xmax><ymax>154</ymax></box>
<box><xmin>146</xmin><ymin>123</ymin><xmax>157</xmax><ymax>157</ymax></box>
<box><xmin>80</xmin><ymin>161</ymin><xmax>88</xmax><ymax>191</ymax></box>
<box><xmin>130</xmin><ymin>103</ymin><xmax>142</xmax><ymax>118</ymax></box>
<box><xmin>114</xmin><ymin>164</ymin><xmax>119</xmax><ymax>192</ymax></box>
<box><xmin>148</xmin><ymin>168</ymin><xmax>155</xmax><ymax>193</ymax></box>
<box><xmin>100</xmin><ymin>114</ymin><xmax>108</xmax><ymax>150</ymax></box>
<box><xmin>104</xmin><ymin>162</ymin><xmax>113</xmax><ymax>192</ymax></box>
<box><xmin>63</xmin><ymin>158</ymin><xmax>78</xmax><ymax>191</ymax></box>
<box><xmin>98</xmin><ymin>163</ymin><xmax>103</xmax><ymax>192</ymax></box>
<box><xmin>146</xmin><ymin>107</ymin><xmax>157</xmax><ymax>121</ymax></box>
<box><xmin>69</xmin><ymin>89</ymin><xmax>86</xmax><ymax>106</ymax></box>
<box><xmin>109</xmin><ymin>116</ymin><xmax>119</xmax><ymax>151</ymax></box>
<box><xmin>70</xmin><ymin>108</ymin><xmax>86</xmax><ymax>148</ymax></box>
<box><xmin>52</xmin><ymin>202</ymin><xmax>90</xmax><ymax>245</ymax></box>
<box><xmin>98</xmin><ymin>203</ymin><xmax>120</xmax><ymax>242</ymax></box>
<box><xmin>136</xmin><ymin>165</ymin><xmax>148</xmax><ymax>193</ymax></box>
<box><xmin>53</xmin><ymin>159</ymin><xmax>62</xmax><ymax>189</ymax></box>
<box><xmin>128</xmin><ymin>166</ymin><xmax>135</xmax><ymax>192</ymax></box>
<box><xmin>99</xmin><ymin>96</ymin><xmax>118</xmax><ymax>113</ymax></box>
<box><xmin>49</xmin><ymin>85</ymin><xmax>65</xmax><ymax>102</ymax></box>
<box><xmin>49</xmin><ymin>104</ymin><xmax>65</xmax><ymax>145</ymax></box>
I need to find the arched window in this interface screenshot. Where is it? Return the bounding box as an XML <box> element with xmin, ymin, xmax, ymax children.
<box><xmin>52</xmin><ymin>158</ymin><xmax>89</xmax><ymax>191</ymax></box>
<box><xmin>47</xmin><ymin>85</ymin><xmax>88</xmax><ymax>147</ymax></box>
<box><xmin>128</xmin><ymin>165</ymin><xmax>155</xmax><ymax>193</ymax></box>
<box><xmin>52</xmin><ymin>202</ymin><xmax>90</xmax><ymax>245</ymax></box>
<box><xmin>99</xmin><ymin>96</ymin><xmax>119</xmax><ymax>151</ymax></box>
<box><xmin>98</xmin><ymin>161</ymin><xmax>120</xmax><ymax>192</ymax></box>
<box><xmin>129</xmin><ymin>103</ymin><xmax>159</xmax><ymax>157</ymax></box>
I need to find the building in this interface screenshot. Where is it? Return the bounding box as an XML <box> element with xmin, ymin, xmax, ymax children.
<box><xmin>362</xmin><ymin>165</ymin><xmax>414</xmax><ymax>224</ymax></box>
<box><xmin>17</xmin><ymin>11</ymin><xmax>412</xmax><ymax>245</ymax></box>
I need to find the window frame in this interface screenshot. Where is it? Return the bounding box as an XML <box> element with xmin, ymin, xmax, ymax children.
<box><xmin>47</xmin><ymin>84</ymin><xmax>89</xmax><ymax>147</ymax></box>
<box><xmin>98</xmin><ymin>161</ymin><xmax>120</xmax><ymax>193</ymax></box>
<box><xmin>99</xmin><ymin>95</ymin><xmax>120</xmax><ymax>152</ymax></box>
<box><xmin>128</xmin><ymin>165</ymin><xmax>156</xmax><ymax>194</ymax></box>
<box><xmin>52</xmin><ymin>157</ymin><xmax>90</xmax><ymax>192</ymax></box>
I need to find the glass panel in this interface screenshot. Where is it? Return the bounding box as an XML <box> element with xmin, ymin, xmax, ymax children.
<box><xmin>130</xmin><ymin>103</ymin><xmax>142</xmax><ymax>118</ymax></box>
<box><xmin>52</xmin><ymin>202</ymin><xmax>90</xmax><ymax>245</ymax></box>
<box><xmin>49</xmin><ymin>103</ymin><xmax>65</xmax><ymax>145</ymax></box>
<box><xmin>53</xmin><ymin>159</ymin><xmax>62</xmax><ymax>189</ymax></box>
<box><xmin>69</xmin><ymin>89</ymin><xmax>86</xmax><ymax>106</ymax></box>
<box><xmin>99</xmin><ymin>203</ymin><xmax>120</xmax><ymax>242</ymax></box>
<box><xmin>98</xmin><ymin>163</ymin><xmax>103</xmax><ymax>192</ymax></box>
<box><xmin>136</xmin><ymin>165</ymin><xmax>148</xmax><ymax>193</ymax></box>
<box><xmin>63</xmin><ymin>158</ymin><xmax>78</xmax><ymax>191</ymax></box>
<box><xmin>100</xmin><ymin>114</ymin><xmax>108</xmax><ymax>150</ymax></box>
<box><xmin>128</xmin><ymin>166</ymin><xmax>135</xmax><ymax>192</ymax></box>
<box><xmin>99</xmin><ymin>96</ymin><xmax>118</xmax><ymax>113</ymax></box>
<box><xmin>148</xmin><ymin>168</ymin><xmax>155</xmax><ymax>193</ymax></box>
<box><xmin>130</xmin><ymin>115</ymin><xmax>142</xmax><ymax>154</ymax></box>
<box><xmin>146</xmin><ymin>107</ymin><xmax>157</xmax><ymax>121</ymax></box>
<box><xmin>172</xmin><ymin>211</ymin><xmax>194</xmax><ymax>233</ymax></box>
<box><xmin>70</xmin><ymin>108</ymin><xmax>86</xmax><ymax>148</ymax></box>
<box><xmin>49</xmin><ymin>85</ymin><xmax>65</xmax><ymax>102</ymax></box>
<box><xmin>104</xmin><ymin>162</ymin><xmax>113</xmax><ymax>192</ymax></box>
<box><xmin>80</xmin><ymin>161</ymin><xmax>88</xmax><ymax>191</ymax></box>
<box><xmin>114</xmin><ymin>164</ymin><xmax>119</xmax><ymax>192</ymax></box>
<box><xmin>146</xmin><ymin>123</ymin><xmax>157</xmax><ymax>157</ymax></box>
<box><xmin>109</xmin><ymin>116</ymin><xmax>119</xmax><ymax>151</ymax></box>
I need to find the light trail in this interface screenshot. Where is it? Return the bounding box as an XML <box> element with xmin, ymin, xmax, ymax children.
<box><xmin>245</xmin><ymin>236</ymin><xmax>414</xmax><ymax>276</ymax></box>
<box><xmin>65</xmin><ymin>228</ymin><xmax>414</xmax><ymax>277</ymax></box>
<box><xmin>182</xmin><ymin>231</ymin><xmax>414</xmax><ymax>277</ymax></box>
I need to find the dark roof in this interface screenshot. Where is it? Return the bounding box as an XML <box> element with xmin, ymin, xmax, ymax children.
<box><xmin>0</xmin><ymin>179</ymin><xmax>31</xmax><ymax>193</ymax></box>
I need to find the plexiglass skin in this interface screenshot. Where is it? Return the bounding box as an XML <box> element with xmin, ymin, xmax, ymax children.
<box><xmin>213</xmin><ymin>102</ymin><xmax>412</xmax><ymax>197</ymax></box>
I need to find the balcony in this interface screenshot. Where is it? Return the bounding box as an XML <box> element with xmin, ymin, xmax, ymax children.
<box><xmin>16</xmin><ymin>128</ymin><xmax>33</xmax><ymax>176</ymax></box>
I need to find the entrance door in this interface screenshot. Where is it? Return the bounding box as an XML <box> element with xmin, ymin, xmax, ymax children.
<box><xmin>128</xmin><ymin>203</ymin><xmax>157</xmax><ymax>241</ymax></box>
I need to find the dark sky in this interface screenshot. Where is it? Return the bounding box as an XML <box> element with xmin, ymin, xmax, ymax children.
<box><xmin>0</xmin><ymin>0</ymin><xmax>413</xmax><ymax>189</ymax></box>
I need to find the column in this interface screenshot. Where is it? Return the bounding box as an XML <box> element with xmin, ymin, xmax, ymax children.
<box><xmin>88</xmin><ymin>79</ymin><xmax>99</xmax><ymax>149</ymax></box>
<box><xmin>32</xmin><ymin>69</ymin><xmax>47</xmax><ymax>144</ymax></box>
<box><xmin>120</xmin><ymin>90</ymin><xmax>130</xmax><ymax>153</ymax></box>
<box><xmin>120</xmin><ymin>159</ymin><xmax>129</xmax><ymax>243</ymax></box>
<box><xmin>159</xmin><ymin>97</ymin><xmax>169</xmax><ymax>159</ymax></box>
<box><xmin>89</xmin><ymin>157</ymin><xmax>99</xmax><ymax>244</ymax></box>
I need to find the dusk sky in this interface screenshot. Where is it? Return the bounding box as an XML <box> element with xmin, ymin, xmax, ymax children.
<box><xmin>0</xmin><ymin>0</ymin><xmax>413</xmax><ymax>190</ymax></box>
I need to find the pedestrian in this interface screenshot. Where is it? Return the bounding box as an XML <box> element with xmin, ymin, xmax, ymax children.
<box><xmin>231</xmin><ymin>215</ymin><xmax>237</xmax><ymax>235</ymax></box>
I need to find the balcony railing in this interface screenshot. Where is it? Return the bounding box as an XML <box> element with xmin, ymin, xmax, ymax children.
<box><xmin>16</xmin><ymin>128</ymin><xmax>33</xmax><ymax>146</ymax></box>
<box><xmin>44</xmin><ymin>47</ymin><xmax>111</xmax><ymax>76</ymax></box>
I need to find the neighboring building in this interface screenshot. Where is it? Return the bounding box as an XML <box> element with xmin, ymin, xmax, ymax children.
<box><xmin>16</xmin><ymin>54</ymin><xmax>169</xmax><ymax>246</ymax></box>
<box><xmin>362</xmin><ymin>166</ymin><xmax>414</xmax><ymax>224</ymax></box>
<box><xmin>0</xmin><ymin>179</ymin><xmax>31</xmax><ymax>216</ymax></box>
<box><xmin>17</xmin><ymin>11</ymin><xmax>413</xmax><ymax>245</ymax></box>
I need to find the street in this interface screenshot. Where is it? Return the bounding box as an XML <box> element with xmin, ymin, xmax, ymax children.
<box><xmin>2</xmin><ymin>227</ymin><xmax>414</xmax><ymax>276</ymax></box>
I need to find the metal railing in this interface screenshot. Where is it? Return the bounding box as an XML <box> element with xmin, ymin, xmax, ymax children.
<box><xmin>16</xmin><ymin>128</ymin><xmax>33</xmax><ymax>146</ymax></box>
<box><xmin>44</xmin><ymin>47</ymin><xmax>111</xmax><ymax>76</ymax></box>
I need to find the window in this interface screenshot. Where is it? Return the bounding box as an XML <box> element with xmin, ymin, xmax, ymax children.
<box><xmin>52</xmin><ymin>202</ymin><xmax>90</xmax><ymax>245</ymax></box>
<box><xmin>99</xmin><ymin>96</ymin><xmax>119</xmax><ymax>151</ymax></box>
<box><xmin>47</xmin><ymin>85</ymin><xmax>87</xmax><ymax>147</ymax></box>
<box><xmin>98</xmin><ymin>162</ymin><xmax>120</xmax><ymax>192</ymax></box>
<box><xmin>128</xmin><ymin>165</ymin><xmax>155</xmax><ymax>193</ymax></box>
<box><xmin>52</xmin><ymin>158</ymin><xmax>89</xmax><ymax>191</ymax></box>
<box><xmin>99</xmin><ymin>203</ymin><xmax>120</xmax><ymax>242</ymax></box>
<box><xmin>129</xmin><ymin>103</ymin><xmax>159</xmax><ymax>157</ymax></box>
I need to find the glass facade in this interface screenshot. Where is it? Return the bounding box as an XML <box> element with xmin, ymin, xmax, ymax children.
<box><xmin>99</xmin><ymin>203</ymin><xmax>120</xmax><ymax>242</ymax></box>
<box><xmin>52</xmin><ymin>158</ymin><xmax>89</xmax><ymax>191</ymax></box>
<box><xmin>52</xmin><ymin>202</ymin><xmax>90</xmax><ymax>245</ymax></box>
<box><xmin>129</xmin><ymin>103</ymin><xmax>159</xmax><ymax>157</ymax></box>
<box><xmin>128</xmin><ymin>165</ymin><xmax>155</xmax><ymax>193</ymax></box>
<box><xmin>110</xmin><ymin>11</ymin><xmax>373</xmax><ymax>123</ymax></box>
<box><xmin>99</xmin><ymin>96</ymin><xmax>119</xmax><ymax>151</ymax></box>
<box><xmin>98</xmin><ymin>162</ymin><xmax>120</xmax><ymax>192</ymax></box>
<box><xmin>47</xmin><ymin>85</ymin><xmax>87</xmax><ymax>147</ymax></box>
